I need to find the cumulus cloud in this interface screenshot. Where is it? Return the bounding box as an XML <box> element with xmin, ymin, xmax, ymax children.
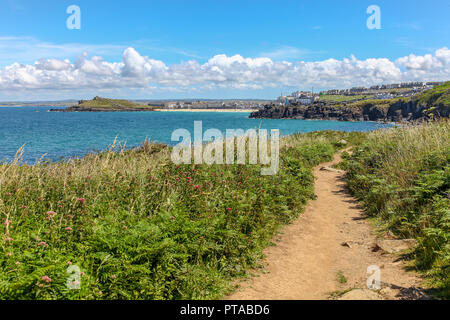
<box><xmin>395</xmin><ymin>47</ymin><xmax>450</xmax><ymax>80</ymax></box>
<box><xmin>0</xmin><ymin>46</ymin><xmax>449</xmax><ymax>94</ymax></box>
<box><xmin>35</xmin><ymin>58</ymin><xmax>71</xmax><ymax>71</ymax></box>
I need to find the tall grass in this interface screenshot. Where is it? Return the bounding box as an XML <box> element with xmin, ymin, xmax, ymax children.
<box><xmin>343</xmin><ymin>120</ymin><xmax>450</xmax><ymax>297</ymax></box>
<box><xmin>0</xmin><ymin>131</ymin><xmax>356</xmax><ymax>300</ymax></box>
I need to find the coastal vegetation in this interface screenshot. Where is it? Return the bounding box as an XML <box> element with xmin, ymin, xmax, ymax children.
<box><xmin>342</xmin><ymin>120</ymin><xmax>450</xmax><ymax>297</ymax></box>
<box><xmin>52</xmin><ymin>96</ymin><xmax>157</xmax><ymax>112</ymax></box>
<box><xmin>0</xmin><ymin>119</ymin><xmax>448</xmax><ymax>299</ymax></box>
<box><xmin>417</xmin><ymin>81</ymin><xmax>450</xmax><ymax>109</ymax></box>
<box><xmin>330</xmin><ymin>97</ymin><xmax>408</xmax><ymax>110</ymax></box>
<box><xmin>318</xmin><ymin>94</ymin><xmax>369</xmax><ymax>103</ymax></box>
<box><xmin>0</xmin><ymin>131</ymin><xmax>361</xmax><ymax>299</ymax></box>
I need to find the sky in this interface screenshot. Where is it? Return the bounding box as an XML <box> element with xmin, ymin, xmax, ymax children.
<box><xmin>0</xmin><ymin>0</ymin><xmax>449</xmax><ymax>101</ymax></box>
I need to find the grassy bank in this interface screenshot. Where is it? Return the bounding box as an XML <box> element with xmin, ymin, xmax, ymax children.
<box><xmin>63</xmin><ymin>97</ymin><xmax>156</xmax><ymax>111</ymax></box>
<box><xmin>0</xmin><ymin>131</ymin><xmax>362</xmax><ymax>299</ymax></box>
<box><xmin>418</xmin><ymin>81</ymin><xmax>450</xmax><ymax>108</ymax></box>
<box><xmin>318</xmin><ymin>94</ymin><xmax>369</xmax><ymax>103</ymax></box>
<box><xmin>2</xmin><ymin>123</ymin><xmax>447</xmax><ymax>299</ymax></box>
<box><xmin>342</xmin><ymin>120</ymin><xmax>449</xmax><ymax>297</ymax></box>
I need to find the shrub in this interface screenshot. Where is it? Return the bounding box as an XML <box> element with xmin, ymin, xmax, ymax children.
<box><xmin>343</xmin><ymin>120</ymin><xmax>450</xmax><ymax>297</ymax></box>
<box><xmin>0</xmin><ymin>132</ymin><xmax>346</xmax><ymax>299</ymax></box>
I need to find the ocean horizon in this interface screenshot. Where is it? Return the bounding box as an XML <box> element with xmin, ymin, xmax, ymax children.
<box><xmin>0</xmin><ymin>106</ymin><xmax>393</xmax><ymax>163</ymax></box>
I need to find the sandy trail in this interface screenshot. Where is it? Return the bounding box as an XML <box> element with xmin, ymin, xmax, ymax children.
<box><xmin>227</xmin><ymin>149</ymin><xmax>425</xmax><ymax>300</ymax></box>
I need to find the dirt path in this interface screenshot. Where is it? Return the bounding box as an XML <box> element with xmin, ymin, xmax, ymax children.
<box><xmin>227</xmin><ymin>149</ymin><xmax>426</xmax><ymax>300</ymax></box>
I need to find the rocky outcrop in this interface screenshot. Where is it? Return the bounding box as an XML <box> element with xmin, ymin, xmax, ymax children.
<box><xmin>250</xmin><ymin>99</ymin><xmax>449</xmax><ymax>122</ymax></box>
<box><xmin>250</xmin><ymin>103</ymin><xmax>366</xmax><ymax>121</ymax></box>
<box><xmin>49</xmin><ymin>96</ymin><xmax>156</xmax><ymax>112</ymax></box>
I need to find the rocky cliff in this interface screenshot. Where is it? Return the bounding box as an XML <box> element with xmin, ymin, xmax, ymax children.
<box><xmin>250</xmin><ymin>83</ymin><xmax>450</xmax><ymax>122</ymax></box>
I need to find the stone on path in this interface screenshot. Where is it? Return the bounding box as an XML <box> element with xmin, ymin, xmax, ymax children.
<box><xmin>338</xmin><ymin>289</ymin><xmax>384</xmax><ymax>300</ymax></box>
<box><xmin>320</xmin><ymin>166</ymin><xmax>345</xmax><ymax>174</ymax></box>
<box><xmin>374</xmin><ymin>239</ymin><xmax>417</xmax><ymax>254</ymax></box>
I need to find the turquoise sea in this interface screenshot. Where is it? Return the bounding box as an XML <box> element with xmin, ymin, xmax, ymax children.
<box><xmin>0</xmin><ymin>106</ymin><xmax>393</xmax><ymax>163</ymax></box>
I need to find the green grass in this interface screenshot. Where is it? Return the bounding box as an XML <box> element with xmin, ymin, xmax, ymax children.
<box><xmin>0</xmin><ymin>131</ymin><xmax>359</xmax><ymax>300</ymax></box>
<box><xmin>317</xmin><ymin>97</ymin><xmax>409</xmax><ymax>111</ymax></box>
<box><xmin>345</xmin><ymin>97</ymin><xmax>408</xmax><ymax>109</ymax></box>
<box><xmin>1</xmin><ymin>123</ymin><xmax>447</xmax><ymax>299</ymax></box>
<box><xmin>342</xmin><ymin>120</ymin><xmax>450</xmax><ymax>298</ymax></box>
<box><xmin>417</xmin><ymin>81</ymin><xmax>450</xmax><ymax>108</ymax></box>
<box><xmin>328</xmin><ymin>288</ymin><xmax>354</xmax><ymax>299</ymax></box>
<box><xmin>336</xmin><ymin>270</ymin><xmax>347</xmax><ymax>284</ymax></box>
<box><xmin>319</xmin><ymin>95</ymin><xmax>369</xmax><ymax>103</ymax></box>
<box><xmin>74</xmin><ymin>97</ymin><xmax>156</xmax><ymax>110</ymax></box>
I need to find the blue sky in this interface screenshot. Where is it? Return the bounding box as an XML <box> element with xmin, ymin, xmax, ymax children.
<box><xmin>0</xmin><ymin>0</ymin><xmax>449</xmax><ymax>100</ymax></box>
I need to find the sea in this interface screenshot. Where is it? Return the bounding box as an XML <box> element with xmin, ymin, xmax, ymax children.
<box><xmin>0</xmin><ymin>106</ymin><xmax>393</xmax><ymax>163</ymax></box>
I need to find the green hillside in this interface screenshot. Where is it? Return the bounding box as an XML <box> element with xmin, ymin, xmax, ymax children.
<box><xmin>417</xmin><ymin>81</ymin><xmax>450</xmax><ymax>108</ymax></box>
<box><xmin>67</xmin><ymin>97</ymin><xmax>156</xmax><ymax>111</ymax></box>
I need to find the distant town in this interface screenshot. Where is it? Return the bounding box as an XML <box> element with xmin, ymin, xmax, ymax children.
<box><xmin>146</xmin><ymin>99</ymin><xmax>272</xmax><ymax>110</ymax></box>
<box><xmin>151</xmin><ymin>81</ymin><xmax>446</xmax><ymax>109</ymax></box>
<box><xmin>276</xmin><ymin>81</ymin><xmax>445</xmax><ymax>106</ymax></box>
<box><xmin>0</xmin><ymin>81</ymin><xmax>445</xmax><ymax>110</ymax></box>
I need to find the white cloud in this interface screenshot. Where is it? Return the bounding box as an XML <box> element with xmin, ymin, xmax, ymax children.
<box><xmin>395</xmin><ymin>47</ymin><xmax>450</xmax><ymax>80</ymax></box>
<box><xmin>35</xmin><ymin>58</ymin><xmax>71</xmax><ymax>71</ymax></box>
<box><xmin>0</xmin><ymin>36</ymin><xmax>125</xmax><ymax>66</ymax></box>
<box><xmin>0</xmin><ymin>46</ymin><xmax>449</xmax><ymax>96</ymax></box>
<box><xmin>258</xmin><ymin>46</ymin><xmax>314</xmax><ymax>60</ymax></box>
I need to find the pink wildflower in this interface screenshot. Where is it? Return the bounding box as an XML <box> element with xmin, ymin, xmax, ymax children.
<box><xmin>38</xmin><ymin>241</ymin><xmax>49</xmax><ymax>247</ymax></box>
<box><xmin>65</xmin><ymin>227</ymin><xmax>73</xmax><ymax>232</ymax></box>
<box><xmin>46</xmin><ymin>211</ymin><xmax>57</xmax><ymax>218</ymax></box>
<box><xmin>226</xmin><ymin>208</ymin><xmax>232</xmax><ymax>212</ymax></box>
<box><xmin>76</xmin><ymin>198</ymin><xmax>86</xmax><ymax>204</ymax></box>
<box><xmin>41</xmin><ymin>276</ymin><xmax>52</xmax><ymax>283</ymax></box>
<box><xmin>5</xmin><ymin>237</ymin><xmax>13</xmax><ymax>242</ymax></box>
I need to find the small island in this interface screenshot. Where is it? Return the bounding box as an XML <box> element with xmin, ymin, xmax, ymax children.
<box><xmin>50</xmin><ymin>96</ymin><xmax>158</xmax><ymax>112</ymax></box>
